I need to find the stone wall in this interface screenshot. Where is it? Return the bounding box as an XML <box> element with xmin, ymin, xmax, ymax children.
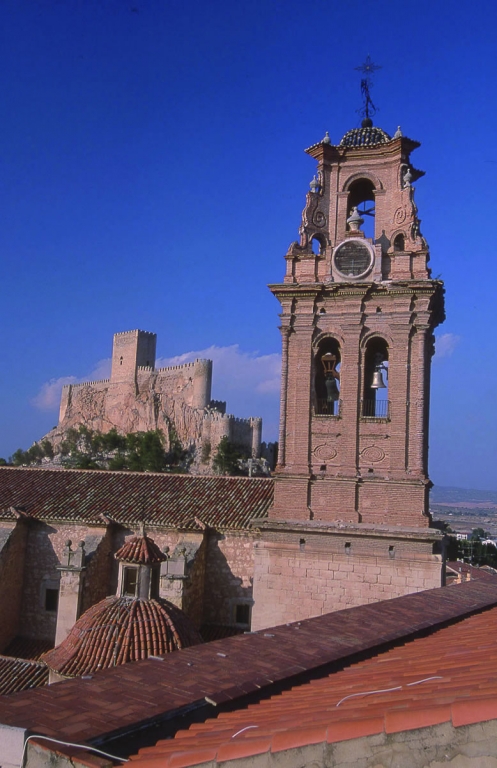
<box><xmin>251</xmin><ymin>525</ymin><xmax>442</xmax><ymax>631</ymax></box>
<box><xmin>0</xmin><ymin>522</ymin><xmax>29</xmax><ymax>652</ymax></box>
<box><xmin>203</xmin><ymin>531</ymin><xmax>256</xmax><ymax>627</ymax></box>
<box><xmin>18</xmin><ymin>523</ymin><xmax>108</xmax><ymax>643</ymax></box>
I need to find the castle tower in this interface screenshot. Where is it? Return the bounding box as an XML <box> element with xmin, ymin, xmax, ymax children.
<box><xmin>111</xmin><ymin>329</ymin><xmax>157</xmax><ymax>382</ymax></box>
<box><xmin>251</xmin><ymin>119</ymin><xmax>445</xmax><ymax>631</ymax></box>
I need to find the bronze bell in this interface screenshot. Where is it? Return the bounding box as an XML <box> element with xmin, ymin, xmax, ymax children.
<box><xmin>325</xmin><ymin>375</ymin><xmax>340</xmax><ymax>402</ymax></box>
<box><xmin>371</xmin><ymin>370</ymin><xmax>387</xmax><ymax>389</ymax></box>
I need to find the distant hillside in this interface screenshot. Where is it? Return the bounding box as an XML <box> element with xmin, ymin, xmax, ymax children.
<box><xmin>431</xmin><ymin>486</ymin><xmax>497</xmax><ymax>507</ymax></box>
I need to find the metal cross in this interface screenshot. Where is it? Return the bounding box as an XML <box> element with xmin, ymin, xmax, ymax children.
<box><xmin>355</xmin><ymin>55</ymin><xmax>381</xmax><ymax>120</ymax></box>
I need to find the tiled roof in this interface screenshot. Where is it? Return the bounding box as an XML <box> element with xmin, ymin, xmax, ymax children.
<box><xmin>41</xmin><ymin>596</ymin><xmax>202</xmax><ymax>677</ymax></box>
<box><xmin>1</xmin><ymin>580</ymin><xmax>497</xmax><ymax>747</ymax></box>
<box><xmin>128</xmin><ymin>605</ymin><xmax>497</xmax><ymax>767</ymax></box>
<box><xmin>0</xmin><ymin>467</ymin><xmax>273</xmax><ymax>530</ymax></box>
<box><xmin>115</xmin><ymin>534</ymin><xmax>167</xmax><ymax>564</ymax></box>
<box><xmin>339</xmin><ymin>125</ymin><xmax>391</xmax><ymax>147</ymax></box>
<box><xmin>446</xmin><ymin>560</ymin><xmax>497</xmax><ymax>581</ymax></box>
<box><xmin>199</xmin><ymin>625</ymin><xmax>244</xmax><ymax>643</ymax></box>
<box><xmin>0</xmin><ymin>656</ymin><xmax>48</xmax><ymax>696</ymax></box>
<box><xmin>3</xmin><ymin>636</ymin><xmax>53</xmax><ymax>660</ymax></box>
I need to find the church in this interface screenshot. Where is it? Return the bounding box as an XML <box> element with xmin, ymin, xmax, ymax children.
<box><xmin>0</xmin><ymin>111</ymin><xmax>446</xmax><ymax>689</ymax></box>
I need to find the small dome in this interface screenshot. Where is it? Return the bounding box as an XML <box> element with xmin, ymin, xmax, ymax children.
<box><xmin>42</xmin><ymin>596</ymin><xmax>202</xmax><ymax>678</ymax></box>
<box><xmin>115</xmin><ymin>534</ymin><xmax>167</xmax><ymax>564</ymax></box>
<box><xmin>339</xmin><ymin>125</ymin><xmax>391</xmax><ymax>148</ymax></box>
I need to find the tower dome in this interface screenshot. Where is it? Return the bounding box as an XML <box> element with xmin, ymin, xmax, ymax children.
<box><xmin>339</xmin><ymin>123</ymin><xmax>391</xmax><ymax>147</ymax></box>
<box><xmin>42</xmin><ymin>595</ymin><xmax>202</xmax><ymax>679</ymax></box>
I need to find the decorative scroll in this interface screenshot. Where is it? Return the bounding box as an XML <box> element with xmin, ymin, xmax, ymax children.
<box><xmin>360</xmin><ymin>445</ymin><xmax>385</xmax><ymax>463</ymax></box>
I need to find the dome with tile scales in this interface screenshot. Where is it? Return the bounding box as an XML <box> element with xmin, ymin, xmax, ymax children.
<box><xmin>42</xmin><ymin>595</ymin><xmax>202</xmax><ymax>678</ymax></box>
<box><xmin>42</xmin><ymin>533</ymin><xmax>202</xmax><ymax>679</ymax></box>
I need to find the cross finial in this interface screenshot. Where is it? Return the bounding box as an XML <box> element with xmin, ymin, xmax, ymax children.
<box><xmin>354</xmin><ymin>55</ymin><xmax>381</xmax><ymax>122</ymax></box>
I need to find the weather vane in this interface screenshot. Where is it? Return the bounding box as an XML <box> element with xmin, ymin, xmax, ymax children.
<box><xmin>355</xmin><ymin>55</ymin><xmax>381</xmax><ymax>122</ymax></box>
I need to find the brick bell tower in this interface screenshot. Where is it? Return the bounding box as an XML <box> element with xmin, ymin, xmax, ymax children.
<box><xmin>251</xmin><ymin>116</ymin><xmax>445</xmax><ymax>631</ymax></box>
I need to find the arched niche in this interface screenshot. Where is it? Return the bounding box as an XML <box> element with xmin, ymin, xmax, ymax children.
<box><xmin>362</xmin><ymin>336</ymin><xmax>389</xmax><ymax>419</ymax></box>
<box><xmin>314</xmin><ymin>337</ymin><xmax>341</xmax><ymax>416</ymax></box>
<box><xmin>311</xmin><ymin>233</ymin><xmax>327</xmax><ymax>255</ymax></box>
<box><xmin>346</xmin><ymin>178</ymin><xmax>376</xmax><ymax>240</ymax></box>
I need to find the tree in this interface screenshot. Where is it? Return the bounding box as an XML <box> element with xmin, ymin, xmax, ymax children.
<box><xmin>212</xmin><ymin>437</ymin><xmax>244</xmax><ymax>476</ymax></box>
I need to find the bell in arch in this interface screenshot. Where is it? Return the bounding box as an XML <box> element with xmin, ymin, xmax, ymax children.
<box><xmin>325</xmin><ymin>375</ymin><xmax>340</xmax><ymax>402</ymax></box>
<box><xmin>321</xmin><ymin>352</ymin><xmax>340</xmax><ymax>402</ymax></box>
<box><xmin>371</xmin><ymin>369</ymin><xmax>387</xmax><ymax>389</ymax></box>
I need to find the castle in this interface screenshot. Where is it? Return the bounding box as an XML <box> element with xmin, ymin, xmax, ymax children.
<box><xmin>43</xmin><ymin>328</ymin><xmax>262</xmax><ymax>471</ymax></box>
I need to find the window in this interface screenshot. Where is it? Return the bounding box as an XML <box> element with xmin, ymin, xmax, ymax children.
<box><xmin>122</xmin><ymin>567</ymin><xmax>138</xmax><ymax>597</ymax></box>
<box><xmin>235</xmin><ymin>603</ymin><xmax>251</xmax><ymax>626</ymax></box>
<box><xmin>150</xmin><ymin>565</ymin><xmax>160</xmax><ymax>599</ymax></box>
<box><xmin>45</xmin><ymin>588</ymin><xmax>59</xmax><ymax>613</ymax></box>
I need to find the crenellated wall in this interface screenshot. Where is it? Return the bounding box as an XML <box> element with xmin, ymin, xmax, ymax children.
<box><xmin>45</xmin><ymin>330</ymin><xmax>261</xmax><ymax>471</ymax></box>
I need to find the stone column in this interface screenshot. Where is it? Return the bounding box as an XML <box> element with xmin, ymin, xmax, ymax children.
<box><xmin>55</xmin><ymin>541</ymin><xmax>85</xmax><ymax>647</ymax></box>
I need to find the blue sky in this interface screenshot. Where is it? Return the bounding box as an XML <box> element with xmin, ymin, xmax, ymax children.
<box><xmin>1</xmin><ymin>0</ymin><xmax>496</xmax><ymax>490</ymax></box>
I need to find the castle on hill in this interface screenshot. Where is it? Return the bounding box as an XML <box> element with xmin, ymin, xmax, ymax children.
<box><xmin>42</xmin><ymin>328</ymin><xmax>262</xmax><ymax>472</ymax></box>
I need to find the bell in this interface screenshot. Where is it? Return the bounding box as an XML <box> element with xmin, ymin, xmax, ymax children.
<box><xmin>325</xmin><ymin>376</ymin><xmax>340</xmax><ymax>402</ymax></box>
<box><xmin>371</xmin><ymin>370</ymin><xmax>386</xmax><ymax>389</ymax></box>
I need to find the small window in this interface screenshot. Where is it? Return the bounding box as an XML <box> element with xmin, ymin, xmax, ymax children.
<box><xmin>235</xmin><ymin>603</ymin><xmax>251</xmax><ymax>627</ymax></box>
<box><xmin>150</xmin><ymin>565</ymin><xmax>160</xmax><ymax>599</ymax></box>
<box><xmin>123</xmin><ymin>567</ymin><xmax>138</xmax><ymax>597</ymax></box>
<box><xmin>45</xmin><ymin>588</ymin><xmax>59</xmax><ymax>613</ymax></box>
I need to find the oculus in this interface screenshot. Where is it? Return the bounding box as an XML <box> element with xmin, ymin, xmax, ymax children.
<box><xmin>333</xmin><ymin>239</ymin><xmax>373</xmax><ymax>278</ymax></box>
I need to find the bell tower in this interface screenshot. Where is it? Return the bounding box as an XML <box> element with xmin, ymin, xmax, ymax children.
<box><xmin>251</xmin><ymin>114</ymin><xmax>445</xmax><ymax>631</ymax></box>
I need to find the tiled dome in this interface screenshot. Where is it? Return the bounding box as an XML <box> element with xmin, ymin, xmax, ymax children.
<box><xmin>42</xmin><ymin>596</ymin><xmax>202</xmax><ymax>678</ymax></box>
<box><xmin>339</xmin><ymin>125</ymin><xmax>391</xmax><ymax>148</ymax></box>
<box><xmin>115</xmin><ymin>534</ymin><xmax>167</xmax><ymax>564</ymax></box>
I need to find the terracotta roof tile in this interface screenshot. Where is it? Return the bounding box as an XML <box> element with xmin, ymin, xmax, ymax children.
<box><xmin>126</xmin><ymin>588</ymin><xmax>497</xmax><ymax>766</ymax></box>
<box><xmin>1</xmin><ymin>580</ymin><xmax>497</xmax><ymax>752</ymax></box>
<box><xmin>42</xmin><ymin>596</ymin><xmax>202</xmax><ymax>677</ymax></box>
<box><xmin>0</xmin><ymin>656</ymin><xmax>48</xmax><ymax>695</ymax></box>
<box><xmin>115</xmin><ymin>535</ymin><xmax>167</xmax><ymax>564</ymax></box>
<box><xmin>0</xmin><ymin>467</ymin><xmax>273</xmax><ymax>530</ymax></box>
<box><xmin>3</xmin><ymin>636</ymin><xmax>54</xmax><ymax>660</ymax></box>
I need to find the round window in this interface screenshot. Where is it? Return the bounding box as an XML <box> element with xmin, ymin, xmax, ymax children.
<box><xmin>334</xmin><ymin>240</ymin><xmax>373</xmax><ymax>278</ymax></box>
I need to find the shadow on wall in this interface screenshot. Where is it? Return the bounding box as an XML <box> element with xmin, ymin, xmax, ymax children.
<box><xmin>202</xmin><ymin>533</ymin><xmax>254</xmax><ymax>631</ymax></box>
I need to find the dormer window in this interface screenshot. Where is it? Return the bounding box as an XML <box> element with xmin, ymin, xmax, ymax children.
<box><xmin>122</xmin><ymin>566</ymin><xmax>138</xmax><ymax>597</ymax></box>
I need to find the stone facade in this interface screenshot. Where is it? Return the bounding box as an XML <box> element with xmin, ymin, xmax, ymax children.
<box><xmin>0</xmin><ymin>516</ymin><xmax>258</xmax><ymax>650</ymax></box>
<box><xmin>251</xmin><ymin>122</ymin><xmax>445</xmax><ymax>630</ymax></box>
<box><xmin>45</xmin><ymin>329</ymin><xmax>262</xmax><ymax>470</ymax></box>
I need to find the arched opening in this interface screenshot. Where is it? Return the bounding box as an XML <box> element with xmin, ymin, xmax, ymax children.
<box><xmin>347</xmin><ymin>178</ymin><xmax>376</xmax><ymax>240</ymax></box>
<box><xmin>362</xmin><ymin>337</ymin><xmax>389</xmax><ymax>419</ymax></box>
<box><xmin>311</xmin><ymin>234</ymin><xmax>326</xmax><ymax>255</ymax></box>
<box><xmin>393</xmin><ymin>233</ymin><xmax>405</xmax><ymax>252</ymax></box>
<box><xmin>314</xmin><ymin>338</ymin><xmax>341</xmax><ymax>416</ymax></box>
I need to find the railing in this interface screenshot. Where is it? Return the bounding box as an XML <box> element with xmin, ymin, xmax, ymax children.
<box><xmin>314</xmin><ymin>399</ymin><xmax>342</xmax><ymax>417</ymax></box>
<box><xmin>361</xmin><ymin>399</ymin><xmax>390</xmax><ymax>420</ymax></box>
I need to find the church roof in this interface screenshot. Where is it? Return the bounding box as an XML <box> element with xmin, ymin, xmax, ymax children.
<box><xmin>0</xmin><ymin>467</ymin><xmax>273</xmax><ymax>530</ymax></box>
<box><xmin>115</xmin><ymin>534</ymin><xmax>167</xmax><ymax>564</ymax></box>
<box><xmin>2</xmin><ymin>579</ymin><xmax>497</xmax><ymax>749</ymax></box>
<box><xmin>0</xmin><ymin>656</ymin><xmax>48</xmax><ymax>696</ymax></box>
<box><xmin>128</xmin><ymin>597</ymin><xmax>497</xmax><ymax>767</ymax></box>
<box><xmin>41</xmin><ymin>596</ymin><xmax>202</xmax><ymax>678</ymax></box>
<box><xmin>339</xmin><ymin>124</ymin><xmax>391</xmax><ymax>147</ymax></box>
